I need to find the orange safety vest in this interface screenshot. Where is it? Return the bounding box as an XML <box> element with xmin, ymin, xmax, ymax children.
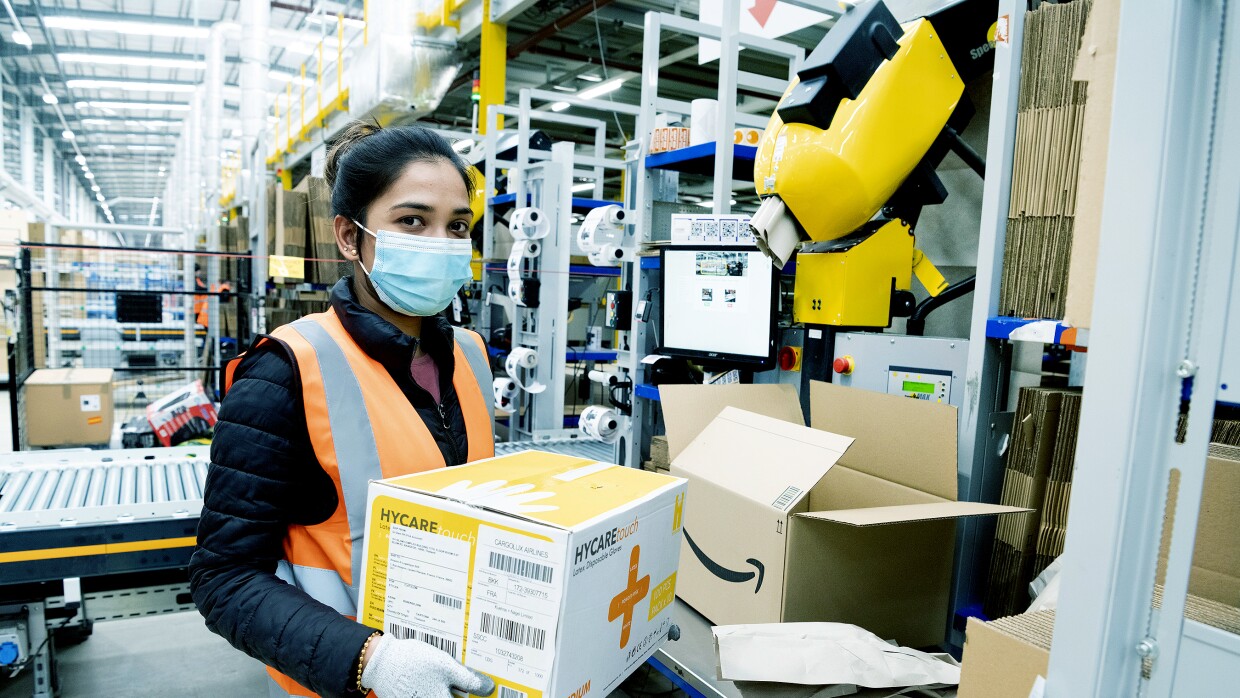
<box><xmin>224</xmin><ymin>308</ymin><xmax>494</xmax><ymax>698</ymax></box>
<box><xmin>194</xmin><ymin>281</ymin><xmax>231</xmax><ymax>327</ymax></box>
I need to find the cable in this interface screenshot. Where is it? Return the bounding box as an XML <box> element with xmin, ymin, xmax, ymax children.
<box><xmin>591</xmin><ymin>0</ymin><xmax>629</xmax><ymax>140</ymax></box>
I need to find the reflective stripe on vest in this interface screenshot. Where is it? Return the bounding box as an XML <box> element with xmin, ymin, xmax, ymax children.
<box><xmin>242</xmin><ymin>310</ymin><xmax>494</xmax><ymax>698</ymax></box>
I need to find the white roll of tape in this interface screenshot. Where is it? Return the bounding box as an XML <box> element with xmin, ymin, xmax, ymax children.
<box><xmin>492</xmin><ymin>377</ymin><xmax>518</xmax><ymax>410</ymax></box>
<box><xmin>505</xmin><ymin>347</ymin><xmax>546</xmax><ymax>394</ymax></box>
<box><xmin>579</xmin><ymin>405</ymin><xmax>624</xmax><ymax>443</ymax></box>
<box><xmin>508</xmin><ymin>280</ymin><xmax>526</xmax><ymax>307</ymax></box>
<box><xmin>510</xmin><ymin>207</ymin><xmax>550</xmax><ymax>240</ymax></box>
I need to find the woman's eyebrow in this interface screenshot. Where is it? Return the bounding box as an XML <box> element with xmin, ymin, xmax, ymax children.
<box><xmin>389</xmin><ymin>202</ymin><xmax>432</xmax><ymax>212</ymax></box>
<box><xmin>452</xmin><ymin>207</ymin><xmax>474</xmax><ymax>216</ymax></box>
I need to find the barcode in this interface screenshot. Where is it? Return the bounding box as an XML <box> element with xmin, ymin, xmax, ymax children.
<box><xmin>387</xmin><ymin>622</ymin><xmax>459</xmax><ymax>658</ymax></box>
<box><xmin>488</xmin><ymin>551</ymin><xmax>553</xmax><ymax>583</ymax></box>
<box><xmin>772</xmin><ymin>486</ymin><xmax>801</xmax><ymax>511</ymax></box>
<box><xmin>478</xmin><ymin>612</ymin><xmax>547</xmax><ymax>650</ymax></box>
<box><xmin>500</xmin><ymin>688</ymin><xmax>527</xmax><ymax>698</ymax></box>
<box><xmin>433</xmin><ymin>593</ymin><xmax>463</xmax><ymax>610</ymax></box>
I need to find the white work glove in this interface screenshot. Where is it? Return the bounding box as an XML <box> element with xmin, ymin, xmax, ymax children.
<box><xmin>361</xmin><ymin>634</ymin><xmax>495</xmax><ymax>698</ymax></box>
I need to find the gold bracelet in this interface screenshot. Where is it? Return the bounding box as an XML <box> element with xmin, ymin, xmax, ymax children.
<box><xmin>356</xmin><ymin>631</ymin><xmax>382</xmax><ymax>693</ymax></box>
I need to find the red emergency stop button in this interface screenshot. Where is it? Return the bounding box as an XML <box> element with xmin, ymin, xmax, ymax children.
<box><xmin>778</xmin><ymin>346</ymin><xmax>801</xmax><ymax>371</ymax></box>
<box><xmin>833</xmin><ymin>355</ymin><xmax>855</xmax><ymax>375</ymax></box>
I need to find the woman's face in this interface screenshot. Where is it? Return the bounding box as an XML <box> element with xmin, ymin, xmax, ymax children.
<box><xmin>336</xmin><ymin>158</ymin><xmax>473</xmax><ymax>268</ymax></box>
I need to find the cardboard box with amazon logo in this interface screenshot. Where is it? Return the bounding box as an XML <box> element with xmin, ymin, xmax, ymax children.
<box><xmin>359</xmin><ymin>452</ymin><xmax>687</xmax><ymax>698</ymax></box>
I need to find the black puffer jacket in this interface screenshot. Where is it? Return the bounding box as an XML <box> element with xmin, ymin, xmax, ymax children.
<box><xmin>189</xmin><ymin>277</ymin><xmax>480</xmax><ymax>697</ymax></box>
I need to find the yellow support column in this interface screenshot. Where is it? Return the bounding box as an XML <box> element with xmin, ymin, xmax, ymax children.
<box><xmin>480</xmin><ymin>0</ymin><xmax>506</xmax><ymax>134</ymax></box>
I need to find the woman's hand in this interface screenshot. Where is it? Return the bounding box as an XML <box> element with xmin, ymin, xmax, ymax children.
<box><xmin>361</xmin><ymin>635</ymin><xmax>496</xmax><ymax>698</ymax></box>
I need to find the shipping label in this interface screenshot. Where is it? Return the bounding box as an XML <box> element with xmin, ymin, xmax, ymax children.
<box><xmin>466</xmin><ymin>524</ymin><xmax>564</xmax><ymax>694</ymax></box>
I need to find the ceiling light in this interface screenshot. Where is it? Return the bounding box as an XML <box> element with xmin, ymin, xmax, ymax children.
<box><xmin>59</xmin><ymin>53</ymin><xmax>205</xmax><ymax>70</ymax></box>
<box><xmin>285</xmin><ymin>38</ymin><xmax>341</xmax><ymax>55</ymax></box>
<box><xmin>74</xmin><ymin>154</ymin><xmax>86</xmax><ymax>165</ymax></box>
<box><xmin>579</xmin><ymin>78</ymin><xmax>626</xmax><ymax>101</ymax></box>
<box><xmin>267</xmin><ymin>70</ymin><xmax>313</xmax><ymax>87</ymax></box>
<box><xmin>571</xmin><ymin>182</ymin><xmax>596</xmax><ymax>192</ymax></box>
<box><xmin>97</xmin><ymin>145</ymin><xmax>115</xmax><ymax>151</ymax></box>
<box><xmin>125</xmin><ymin>119</ymin><xmax>181</xmax><ymax>128</ymax></box>
<box><xmin>91</xmin><ymin>185</ymin><xmax>100</xmax><ymax>192</ymax></box>
<box><xmin>695</xmin><ymin>199</ymin><xmax>738</xmax><ymax>208</ymax></box>
<box><xmin>61</xmin><ymin>130</ymin><xmax>75</xmax><ymax>140</ymax></box>
<box><xmin>85</xmin><ymin>172</ymin><xmax>95</xmax><ymax>179</ymax></box>
<box><xmin>158</xmin><ymin>166</ymin><xmax>167</xmax><ymax>172</ymax></box>
<box><xmin>304</xmin><ymin>15</ymin><xmax>366</xmax><ymax>28</ymax></box>
<box><xmin>551</xmin><ymin>78</ymin><xmax>628</xmax><ymax>112</ymax></box>
<box><xmin>10</xmin><ymin>30</ymin><xmax>31</xmax><ymax>48</ymax></box>
<box><xmin>95</xmin><ymin>192</ymin><xmax>105</xmax><ymax>201</ymax></box>
<box><xmin>79</xmin><ymin>101</ymin><xmax>191</xmax><ymax>112</ymax></box>
<box><xmin>42</xmin><ymin>93</ymin><xmax>58</xmax><ymax>104</ymax></box>
<box><xmin>579</xmin><ymin>74</ymin><xmax>603</xmax><ymax>82</ymax></box>
<box><xmin>67</xmin><ymin>79</ymin><xmax>196</xmax><ymax>93</ymax></box>
<box><xmin>43</xmin><ymin>16</ymin><xmax>210</xmax><ymax>39</ymax></box>
<box><xmin>552</xmin><ymin>85</ymin><xmax>575</xmax><ymax>93</ymax></box>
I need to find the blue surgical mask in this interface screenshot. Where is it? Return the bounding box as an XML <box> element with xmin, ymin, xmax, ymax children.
<box><xmin>354</xmin><ymin>220</ymin><xmax>473</xmax><ymax>317</ymax></box>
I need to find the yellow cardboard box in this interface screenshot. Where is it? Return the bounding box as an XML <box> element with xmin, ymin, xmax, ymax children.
<box><xmin>359</xmin><ymin>451</ymin><xmax>687</xmax><ymax>698</ymax></box>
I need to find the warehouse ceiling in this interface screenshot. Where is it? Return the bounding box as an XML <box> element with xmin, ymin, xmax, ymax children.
<box><xmin>0</xmin><ymin>0</ymin><xmax>832</xmax><ymax>226</ymax></box>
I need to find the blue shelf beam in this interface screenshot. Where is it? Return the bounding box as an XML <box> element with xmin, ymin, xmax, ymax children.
<box><xmin>483</xmin><ymin>262</ymin><xmax>621</xmax><ymax>277</ymax></box>
<box><xmin>644</xmin><ymin>143</ymin><xmax>758</xmax><ymax>181</ymax></box>
<box><xmin>488</xmin><ymin>193</ymin><xmax>619</xmax><ymax>213</ymax></box>
<box><xmin>488</xmin><ymin>347</ymin><xmax>617</xmax><ymax>363</ymax></box>
<box><xmin>634</xmin><ymin>383</ymin><xmax>660</xmax><ymax>401</ymax></box>
<box><xmin>985</xmin><ymin>316</ymin><xmax>1089</xmax><ymax>348</ymax></box>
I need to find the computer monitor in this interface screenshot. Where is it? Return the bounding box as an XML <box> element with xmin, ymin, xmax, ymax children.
<box><xmin>659</xmin><ymin>246</ymin><xmax>778</xmax><ymax>370</ymax></box>
<box><xmin>116</xmin><ymin>292</ymin><xmax>164</xmax><ymax>324</ymax></box>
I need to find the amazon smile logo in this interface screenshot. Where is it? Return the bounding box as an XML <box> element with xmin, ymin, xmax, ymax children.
<box><xmin>682</xmin><ymin>529</ymin><xmax>764</xmax><ymax>593</ymax></box>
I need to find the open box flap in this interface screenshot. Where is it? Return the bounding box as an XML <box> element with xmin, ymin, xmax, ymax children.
<box><xmin>673</xmin><ymin>407</ymin><xmax>852</xmax><ymax>512</ymax></box>
<box><xmin>796</xmin><ymin>502</ymin><xmax>1032</xmax><ymax>527</ymax></box>
<box><xmin>810</xmin><ymin>381</ymin><xmax>958</xmax><ymax>500</ymax></box>
<box><xmin>660</xmin><ymin>383</ymin><xmax>804</xmax><ymax>461</ymax></box>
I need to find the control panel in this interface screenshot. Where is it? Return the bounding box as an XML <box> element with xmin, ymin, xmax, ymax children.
<box><xmin>831</xmin><ymin>332</ymin><xmax>969</xmax><ymax>409</ymax></box>
<box><xmin>886</xmin><ymin>366</ymin><xmax>952</xmax><ymax>403</ymax></box>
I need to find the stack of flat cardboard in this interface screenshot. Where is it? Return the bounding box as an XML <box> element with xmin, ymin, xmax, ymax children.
<box><xmin>964</xmin><ymin>444</ymin><xmax>1240</xmax><ymax>697</ymax></box>
<box><xmin>267</xmin><ymin>183</ymin><xmax>308</xmax><ymax>282</ymax></box>
<box><xmin>642</xmin><ymin>435</ymin><xmax>671</xmax><ymax>473</ymax></box>
<box><xmin>1063</xmin><ymin>0</ymin><xmax>1119</xmax><ymax>329</ymax></box>
<box><xmin>986</xmin><ymin>386</ymin><xmax>1079</xmax><ymax>618</ymax></box>
<box><xmin>1214</xmin><ymin>418</ymin><xmax>1240</xmax><ymax>446</ymax></box>
<box><xmin>264</xmin><ymin>289</ymin><xmax>331</xmax><ymax>331</ymax></box>
<box><xmin>303</xmin><ymin>176</ymin><xmax>344</xmax><ymax>286</ymax></box>
<box><xmin>1033</xmin><ymin>391</ymin><xmax>1082</xmax><ymax>572</ymax></box>
<box><xmin>999</xmin><ymin>0</ymin><xmax>1092</xmax><ymax>320</ymax></box>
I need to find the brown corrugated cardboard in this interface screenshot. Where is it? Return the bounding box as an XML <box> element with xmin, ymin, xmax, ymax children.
<box><xmin>987</xmin><ymin>387</ymin><xmax>1069</xmax><ymax>618</ymax></box>
<box><xmin>961</xmin><ymin>589</ymin><xmax>1240</xmax><ymax>697</ymax></box>
<box><xmin>25</xmin><ymin>368</ymin><xmax>114</xmax><ymax>447</ymax></box>
<box><xmin>665</xmin><ymin>382</ymin><xmax>1027</xmax><ymax>647</ymax></box>
<box><xmin>999</xmin><ymin>1</ymin><xmax>1092</xmax><ymax>320</ymax></box>
<box><xmin>957</xmin><ymin>612</ymin><xmax>1052</xmax><ymax>698</ymax></box>
<box><xmin>660</xmin><ymin>383</ymin><xmax>804</xmax><ymax>461</ymax></box>
<box><xmin>1157</xmin><ymin>444</ymin><xmax>1240</xmax><ymax>606</ymax></box>
<box><xmin>1064</xmin><ymin>0</ymin><xmax>1119</xmax><ymax>329</ymax></box>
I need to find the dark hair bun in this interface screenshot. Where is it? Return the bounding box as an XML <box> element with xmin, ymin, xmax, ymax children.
<box><xmin>324</xmin><ymin>119</ymin><xmax>381</xmax><ymax>190</ymax></box>
<box><xmin>325</xmin><ymin>120</ymin><xmax>474</xmax><ymax>226</ymax></box>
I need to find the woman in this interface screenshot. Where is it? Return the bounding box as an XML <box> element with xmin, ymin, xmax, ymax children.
<box><xmin>190</xmin><ymin>122</ymin><xmax>497</xmax><ymax>698</ymax></box>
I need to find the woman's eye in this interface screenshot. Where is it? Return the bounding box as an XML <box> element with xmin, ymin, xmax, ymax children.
<box><xmin>399</xmin><ymin>216</ymin><xmax>425</xmax><ymax>227</ymax></box>
<box><xmin>449</xmin><ymin>221</ymin><xmax>471</xmax><ymax>235</ymax></box>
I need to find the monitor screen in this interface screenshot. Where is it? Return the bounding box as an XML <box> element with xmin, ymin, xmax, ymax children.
<box><xmin>116</xmin><ymin>292</ymin><xmax>164</xmax><ymax>324</ymax></box>
<box><xmin>660</xmin><ymin>247</ymin><xmax>777</xmax><ymax>369</ymax></box>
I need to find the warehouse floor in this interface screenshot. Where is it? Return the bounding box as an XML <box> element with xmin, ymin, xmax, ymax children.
<box><xmin>0</xmin><ymin>611</ymin><xmax>269</xmax><ymax>697</ymax></box>
<box><xmin>0</xmin><ymin>609</ymin><xmax>670</xmax><ymax>698</ymax></box>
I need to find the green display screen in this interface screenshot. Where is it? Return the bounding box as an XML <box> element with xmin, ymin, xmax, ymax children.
<box><xmin>903</xmin><ymin>380</ymin><xmax>937</xmax><ymax>394</ymax></box>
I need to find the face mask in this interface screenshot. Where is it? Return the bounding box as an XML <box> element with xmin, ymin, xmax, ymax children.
<box><xmin>354</xmin><ymin>220</ymin><xmax>473</xmax><ymax>317</ymax></box>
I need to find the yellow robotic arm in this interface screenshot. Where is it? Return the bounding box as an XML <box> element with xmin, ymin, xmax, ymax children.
<box><xmin>751</xmin><ymin>0</ymin><xmax>995</xmax><ymax>328</ymax></box>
